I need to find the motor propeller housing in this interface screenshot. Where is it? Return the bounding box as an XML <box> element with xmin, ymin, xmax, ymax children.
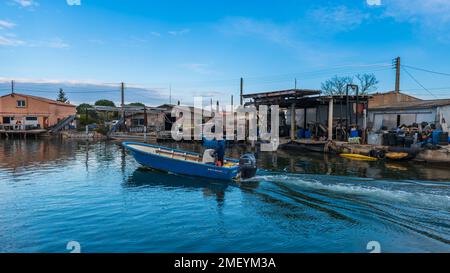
<box><xmin>239</xmin><ymin>154</ymin><xmax>257</xmax><ymax>179</ymax></box>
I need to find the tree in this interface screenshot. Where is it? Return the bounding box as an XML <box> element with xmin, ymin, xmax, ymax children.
<box><xmin>56</xmin><ymin>88</ymin><xmax>69</xmax><ymax>103</ymax></box>
<box><xmin>356</xmin><ymin>73</ymin><xmax>379</xmax><ymax>94</ymax></box>
<box><xmin>128</xmin><ymin>102</ymin><xmax>145</xmax><ymax>107</ymax></box>
<box><xmin>321</xmin><ymin>73</ymin><xmax>379</xmax><ymax>95</ymax></box>
<box><xmin>94</xmin><ymin>100</ymin><xmax>116</xmax><ymax>107</ymax></box>
<box><xmin>321</xmin><ymin>76</ymin><xmax>354</xmax><ymax>96</ymax></box>
<box><xmin>76</xmin><ymin>103</ymin><xmax>93</xmax><ymax>114</ymax></box>
<box><xmin>76</xmin><ymin>103</ymin><xmax>98</xmax><ymax>126</ymax></box>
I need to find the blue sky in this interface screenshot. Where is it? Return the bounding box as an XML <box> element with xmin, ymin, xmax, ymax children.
<box><xmin>1</xmin><ymin>0</ymin><xmax>450</xmax><ymax>106</ymax></box>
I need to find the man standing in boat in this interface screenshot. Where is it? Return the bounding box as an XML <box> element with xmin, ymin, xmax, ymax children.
<box><xmin>202</xmin><ymin>138</ymin><xmax>225</xmax><ymax>167</ymax></box>
<box><xmin>215</xmin><ymin>140</ymin><xmax>225</xmax><ymax>167</ymax></box>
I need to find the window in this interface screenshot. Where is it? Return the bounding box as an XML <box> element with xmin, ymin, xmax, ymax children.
<box><xmin>16</xmin><ymin>100</ymin><xmax>26</xmax><ymax>108</ymax></box>
<box><xmin>132</xmin><ymin>118</ymin><xmax>145</xmax><ymax>126</ymax></box>
<box><xmin>26</xmin><ymin>117</ymin><xmax>38</xmax><ymax>121</ymax></box>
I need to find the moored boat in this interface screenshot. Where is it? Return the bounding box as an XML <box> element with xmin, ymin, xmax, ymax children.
<box><xmin>340</xmin><ymin>153</ymin><xmax>378</xmax><ymax>161</ymax></box>
<box><xmin>123</xmin><ymin>142</ymin><xmax>257</xmax><ymax>181</ymax></box>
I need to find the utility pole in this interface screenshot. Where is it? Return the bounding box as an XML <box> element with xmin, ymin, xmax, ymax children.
<box><xmin>240</xmin><ymin>77</ymin><xmax>244</xmax><ymax>106</ymax></box>
<box><xmin>143</xmin><ymin>106</ymin><xmax>148</xmax><ymax>142</ymax></box>
<box><xmin>11</xmin><ymin>80</ymin><xmax>14</xmax><ymax>94</ymax></box>
<box><xmin>394</xmin><ymin>56</ymin><xmax>401</xmax><ymax>94</ymax></box>
<box><xmin>121</xmin><ymin>82</ymin><xmax>125</xmax><ymax>119</ymax></box>
<box><xmin>355</xmin><ymin>85</ymin><xmax>360</xmax><ymax>127</ymax></box>
<box><xmin>295</xmin><ymin>78</ymin><xmax>297</xmax><ymax>89</ymax></box>
<box><xmin>345</xmin><ymin>84</ymin><xmax>350</xmax><ymax>132</ymax></box>
<box><xmin>169</xmin><ymin>84</ymin><xmax>172</xmax><ymax>105</ymax></box>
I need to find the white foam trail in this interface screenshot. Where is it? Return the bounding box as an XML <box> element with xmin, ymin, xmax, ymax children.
<box><xmin>248</xmin><ymin>174</ymin><xmax>450</xmax><ymax>208</ymax></box>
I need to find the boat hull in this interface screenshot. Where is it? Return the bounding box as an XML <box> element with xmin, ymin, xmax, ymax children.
<box><xmin>123</xmin><ymin>142</ymin><xmax>240</xmax><ymax>181</ymax></box>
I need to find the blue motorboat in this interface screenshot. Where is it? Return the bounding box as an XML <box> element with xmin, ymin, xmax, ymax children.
<box><xmin>122</xmin><ymin>142</ymin><xmax>257</xmax><ymax>181</ymax></box>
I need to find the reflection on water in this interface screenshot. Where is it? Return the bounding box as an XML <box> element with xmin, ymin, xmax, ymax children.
<box><xmin>2</xmin><ymin>139</ymin><xmax>450</xmax><ymax>182</ymax></box>
<box><xmin>127</xmin><ymin>168</ymin><xmax>232</xmax><ymax>207</ymax></box>
<box><xmin>0</xmin><ymin>139</ymin><xmax>449</xmax><ymax>253</ymax></box>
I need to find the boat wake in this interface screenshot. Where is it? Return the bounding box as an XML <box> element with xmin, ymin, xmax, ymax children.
<box><xmin>249</xmin><ymin>173</ymin><xmax>450</xmax><ymax>207</ymax></box>
<box><xmin>242</xmin><ymin>171</ymin><xmax>450</xmax><ymax>246</ymax></box>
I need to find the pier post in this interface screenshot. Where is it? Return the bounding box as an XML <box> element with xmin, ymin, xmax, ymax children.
<box><xmin>290</xmin><ymin>103</ymin><xmax>296</xmax><ymax>141</ymax></box>
<box><xmin>362</xmin><ymin>108</ymin><xmax>367</xmax><ymax>144</ymax></box>
<box><xmin>328</xmin><ymin>98</ymin><xmax>334</xmax><ymax>140</ymax></box>
<box><xmin>303</xmin><ymin>108</ymin><xmax>307</xmax><ymax>130</ymax></box>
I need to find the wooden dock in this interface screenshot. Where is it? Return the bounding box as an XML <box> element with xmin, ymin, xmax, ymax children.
<box><xmin>0</xmin><ymin>129</ymin><xmax>48</xmax><ymax>139</ymax></box>
<box><xmin>281</xmin><ymin>139</ymin><xmax>330</xmax><ymax>153</ymax></box>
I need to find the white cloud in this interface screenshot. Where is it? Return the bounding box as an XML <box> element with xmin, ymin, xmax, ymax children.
<box><xmin>0</xmin><ymin>78</ymin><xmax>167</xmax><ymax>106</ymax></box>
<box><xmin>0</xmin><ymin>35</ymin><xmax>25</xmax><ymax>46</ymax></box>
<box><xmin>367</xmin><ymin>0</ymin><xmax>382</xmax><ymax>6</ymax></box>
<box><xmin>28</xmin><ymin>38</ymin><xmax>70</xmax><ymax>48</ymax></box>
<box><xmin>129</xmin><ymin>36</ymin><xmax>147</xmax><ymax>44</ymax></box>
<box><xmin>378</xmin><ymin>0</ymin><xmax>450</xmax><ymax>42</ymax></box>
<box><xmin>0</xmin><ymin>36</ymin><xmax>69</xmax><ymax>48</ymax></box>
<box><xmin>192</xmin><ymin>90</ymin><xmax>225</xmax><ymax>98</ymax></box>
<box><xmin>383</xmin><ymin>0</ymin><xmax>450</xmax><ymax>23</ymax></box>
<box><xmin>0</xmin><ymin>77</ymin><xmax>115</xmax><ymax>85</ymax></box>
<box><xmin>181</xmin><ymin>63</ymin><xmax>214</xmax><ymax>75</ymax></box>
<box><xmin>47</xmin><ymin>38</ymin><xmax>69</xmax><ymax>48</ymax></box>
<box><xmin>0</xmin><ymin>20</ymin><xmax>16</xmax><ymax>29</ymax></box>
<box><xmin>218</xmin><ymin>17</ymin><xmax>294</xmax><ymax>47</ymax></box>
<box><xmin>66</xmin><ymin>0</ymin><xmax>81</xmax><ymax>6</ymax></box>
<box><xmin>308</xmin><ymin>5</ymin><xmax>370</xmax><ymax>31</ymax></box>
<box><xmin>88</xmin><ymin>39</ymin><xmax>104</xmax><ymax>45</ymax></box>
<box><xmin>150</xmin><ymin>31</ymin><xmax>161</xmax><ymax>37</ymax></box>
<box><xmin>215</xmin><ymin>17</ymin><xmax>353</xmax><ymax>65</ymax></box>
<box><xmin>168</xmin><ymin>28</ymin><xmax>190</xmax><ymax>36</ymax></box>
<box><xmin>13</xmin><ymin>0</ymin><xmax>38</xmax><ymax>8</ymax></box>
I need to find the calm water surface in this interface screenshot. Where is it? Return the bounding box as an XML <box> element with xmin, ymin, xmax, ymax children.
<box><xmin>0</xmin><ymin>139</ymin><xmax>449</xmax><ymax>253</ymax></box>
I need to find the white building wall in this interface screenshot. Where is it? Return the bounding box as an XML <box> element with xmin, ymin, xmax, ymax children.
<box><xmin>437</xmin><ymin>105</ymin><xmax>450</xmax><ymax>132</ymax></box>
<box><xmin>368</xmin><ymin>108</ymin><xmax>437</xmax><ymax>130</ymax></box>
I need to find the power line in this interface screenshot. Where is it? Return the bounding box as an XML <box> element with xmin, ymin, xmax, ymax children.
<box><xmin>244</xmin><ymin>63</ymin><xmax>391</xmax><ymax>81</ymax></box>
<box><xmin>0</xmin><ymin>85</ymin><xmax>165</xmax><ymax>94</ymax></box>
<box><xmin>402</xmin><ymin>67</ymin><xmax>437</xmax><ymax>98</ymax></box>
<box><xmin>401</xmin><ymin>86</ymin><xmax>450</xmax><ymax>92</ymax></box>
<box><xmin>123</xmin><ymin>62</ymin><xmax>392</xmax><ymax>88</ymax></box>
<box><xmin>402</xmin><ymin>64</ymin><xmax>450</xmax><ymax>77</ymax></box>
<box><xmin>0</xmin><ymin>61</ymin><xmax>393</xmax><ymax>93</ymax></box>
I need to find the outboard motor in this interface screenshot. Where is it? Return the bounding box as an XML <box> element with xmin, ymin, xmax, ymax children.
<box><xmin>239</xmin><ymin>154</ymin><xmax>257</xmax><ymax>179</ymax></box>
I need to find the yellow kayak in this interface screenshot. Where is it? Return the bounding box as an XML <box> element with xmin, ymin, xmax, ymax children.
<box><xmin>340</xmin><ymin>153</ymin><xmax>378</xmax><ymax>161</ymax></box>
<box><xmin>385</xmin><ymin>152</ymin><xmax>409</xmax><ymax>160</ymax></box>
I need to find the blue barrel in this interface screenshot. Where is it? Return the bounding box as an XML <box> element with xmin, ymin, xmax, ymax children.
<box><xmin>297</xmin><ymin>128</ymin><xmax>305</xmax><ymax>139</ymax></box>
<box><xmin>350</xmin><ymin>129</ymin><xmax>359</xmax><ymax>138</ymax></box>
<box><xmin>432</xmin><ymin>130</ymin><xmax>442</xmax><ymax>145</ymax></box>
<box><xmin>305</xmin><ymin>130</ymin><xmax>311</xmax><ymax>139</ymax></box>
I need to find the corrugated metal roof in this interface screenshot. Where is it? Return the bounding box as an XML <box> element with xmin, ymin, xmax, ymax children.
<box><xmin>370</xmin><ymin>99</ymin><xmax>450</xmax><ymax>111</ymax></box>
<box><xmin>243</xmin><ymin>89</ymin><xmax>321</xmax><ymax>99</ymax></box>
